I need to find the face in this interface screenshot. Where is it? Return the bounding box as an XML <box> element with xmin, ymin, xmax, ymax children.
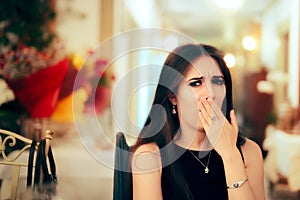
<box><xmin>172</xmin><ymin>55</ymin><xmax>226</xmax><ymax>132</ymax></box>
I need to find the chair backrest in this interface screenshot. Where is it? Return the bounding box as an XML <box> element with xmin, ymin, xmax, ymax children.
<box><xmin>113</xmin><ymin>132</ymin><xmax>133</xmax><ymax>200</ymax></box>
<box><xmin>0</xmin><ymin>128</ymin><xmax>53</xmax><ymax>200</ymax></box>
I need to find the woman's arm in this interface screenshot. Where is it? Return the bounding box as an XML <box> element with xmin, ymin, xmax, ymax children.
<box><xmin>199</xmin><ymin>98</ymin><xmax>265</xmax><ymax>199</ymax></box>
<box><xmin>131</xmin><ymin>143</ymin><xmax>163</xmax><ymax>200</ymax></box>
<box><xmin>243</xmin><ymin>139</ymin><xmax>265</xmax><ymax>199</ymax></box>
<box><xmin>212</xmin><ymin>110</ymin><xmax>265</xmax><ymax>200</ymax></box>
<box><xmin>222</xmin><ymin>139</ymin><xmax>265</xmax><ymax>200</ymax></box>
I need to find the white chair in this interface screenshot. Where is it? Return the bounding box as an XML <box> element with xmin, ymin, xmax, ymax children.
<box><xmin>0</xmin><ymin>129</ymin><xmax>53</xmax><ymax>200</ymax></box>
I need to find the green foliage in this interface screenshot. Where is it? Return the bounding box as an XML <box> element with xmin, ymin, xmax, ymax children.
<box><xmin>0</xmin><ymin>0</ymin><xmax>56</xmax><ymax>50</ymax></box>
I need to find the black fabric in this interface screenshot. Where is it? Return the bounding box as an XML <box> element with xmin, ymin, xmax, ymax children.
<box><xmin>26</xmin><ymin>139</ymin><xmax>57</xmax><ymax>195</ymax></box>
<box><xmin>113</xmin><ymin>133</ymin><xmax>245</xmax><ymax>200</ymax></box>
<box><xmin>113</xmin><ymin>132</ymin><xmax>132</xmax><ymax>200</ymax></box>
<box><xmin>237</xmin><ymin>144</ymin><xmax>245</xmax><ymax>163</ymax></box>
<box><xmin>34</xmin><ymin>140</ymin><xmax>57</xmax><ymax>186</ymax></box>
<box><xmin>162</xmin><ymin>145</ymin><xmax>228</xmax><ymax>200</ymax></box>
<box><xmin>27</xmin><ymin>140</ymin><xmax>37</xmax><ymax>187</ymax></box>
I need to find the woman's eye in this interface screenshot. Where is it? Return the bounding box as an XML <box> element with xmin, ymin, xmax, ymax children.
<box><xmin>212</xmin><ymin>77</ymin><xmax>225</xmax><ymax>85</ymax></box>
<box><xmin>189</xmin><ymin>80</ymin><xmax>202</xmax><ymax>87</ymax></box>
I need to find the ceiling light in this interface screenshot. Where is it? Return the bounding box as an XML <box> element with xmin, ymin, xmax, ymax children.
<box><xmin>257</xmin><ymin>81</ymin><xmax>274</xmax><ymax>94</ymax></box>
<box><xmin>224</xmin><ymin>53</ymin><xmax>236</xmax><ymax>68</ymax></box>
<box><xmin>242</xmin><ymin>36</ymin><xmax>256</xmax><ymax>51</ymax></box>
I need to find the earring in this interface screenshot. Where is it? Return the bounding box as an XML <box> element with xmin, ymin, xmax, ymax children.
<box><xmin>172</xmin><ymin>105</ymin><xmax>177</xmax><ymax>114</ymax></box>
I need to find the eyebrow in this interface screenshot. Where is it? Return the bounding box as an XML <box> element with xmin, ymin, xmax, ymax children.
<box><xmin>187</xmin><ymin>77</ymin><xmax>204</xmax><ymax>82</ymax></box>
<box><xmin>213</xmin><ymin>75</ymin><xmax>225</xmax><ymax>79</ymax></box>
<box><xmin>188</xmin><ymin>75</ymin><xmax>224</xmax><ymax>81</ymax></box>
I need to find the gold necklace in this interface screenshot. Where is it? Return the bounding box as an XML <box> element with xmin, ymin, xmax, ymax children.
<box><xmin>188</xmin><ymin>150</ymin><xmax>212</xmax><ymax>174</ymax></box>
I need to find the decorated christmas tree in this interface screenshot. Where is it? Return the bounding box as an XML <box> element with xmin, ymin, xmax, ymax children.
<box><xmin>0</xmin><ymin>0</ymin><xmax>56</xmax><ymax>51</ymax></box>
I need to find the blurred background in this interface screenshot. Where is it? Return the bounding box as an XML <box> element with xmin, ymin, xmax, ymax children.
<box><xmin>0</xmin><ymin>0</ymin><xmax>299</xmax><ymax>199</ymax></box>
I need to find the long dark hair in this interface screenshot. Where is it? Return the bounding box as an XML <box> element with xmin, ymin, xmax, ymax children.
<box><xmin>131</xmin><ymin>44</ymin><xmax>245</xmax><ymax>199</ymax></box>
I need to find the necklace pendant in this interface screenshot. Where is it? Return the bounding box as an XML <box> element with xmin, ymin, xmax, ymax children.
<box><xmin>205</xmin><ymin>167</ymin><xmax>209</xmax><ymax>173</ymax></box>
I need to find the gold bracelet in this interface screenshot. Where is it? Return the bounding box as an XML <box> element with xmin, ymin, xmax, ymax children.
<box><xmin>227</xmin><ymin>178</ymin><xmax>248</xmax><ymax>189</ymax></box>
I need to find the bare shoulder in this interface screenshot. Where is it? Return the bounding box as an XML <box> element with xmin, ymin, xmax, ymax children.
<box><xmin>240</xmin><ymin>139</ymin><xmax>266</xmax><ymax>199</ymax></box>
<box><xmin>132</xmin><ymin>142</ymin><xmax>162</xmax><ymax>174</ymax></box>
<box><xmin>132</xmin><ymin>143</ymin><xmax>163</xmax><ymax>199</ymax></box>
<box><xmin>241</xmin><ymin>138</ymin><xmax>263</xmax><ymax>167</ymax></box>
<box><xmin>134</xmin><ymin>142</ymin><xmax>160</xmax><ymax>154</ymax></box>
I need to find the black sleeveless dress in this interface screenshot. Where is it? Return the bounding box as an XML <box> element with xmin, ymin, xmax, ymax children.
<box><xmin>161</xmin><ymin>144</ymin><xmax>228</xmax><ymax>200</ymax></box>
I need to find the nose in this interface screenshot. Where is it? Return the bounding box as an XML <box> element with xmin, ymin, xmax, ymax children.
<box><xmin>204</xmin><ymin>82</ymin><xmax>215</xmax><ymax>100</ymax></box>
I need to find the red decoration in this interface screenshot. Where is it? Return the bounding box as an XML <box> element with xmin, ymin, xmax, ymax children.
<box><xmin>6</xmin><ymin>58</ymin><xmax>69</xmax><ymax>118</ymax></box>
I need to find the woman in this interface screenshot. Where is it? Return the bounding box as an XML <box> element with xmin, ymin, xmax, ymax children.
<box><xmin>131</xmin><ymin>44</ymin><xmax>265</xmax><ymax>200</ymax></box>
